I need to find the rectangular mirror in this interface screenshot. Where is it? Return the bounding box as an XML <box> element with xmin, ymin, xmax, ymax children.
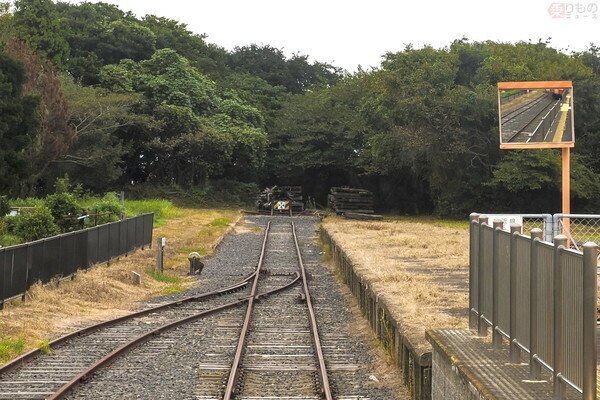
<box><xmin>498</xmin><ymin>81</ymin><xmax>574</xmax><ymax>149</ymax></box>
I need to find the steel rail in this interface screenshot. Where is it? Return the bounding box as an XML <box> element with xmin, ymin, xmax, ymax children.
<box><xmin>291</xmin><ymin>221</ymin><xmax>333</xmax><ymax>400</ymax></box>
<box><xmin>0</xmin><ymin>269</ymin><xmax>258</xmax><ymax>376</ymax></box>
<box><xmin>508</xmin><ymin>98</ymin><xmax>560</xmax><ymax>143</ymax></box>
<box><xmin>502</xmin><ymin>93</ymin><xmax>548</xmax><ymax>123</ymax></box>
<box><xmin>223</xmin><ymin>221</ymin><xmax>272</xmax><ymax>399</ymax></box>
<box><xmin>48</xmin><ymin>271</ymin><xmax>300</xmax><ymax>400</ymax></box>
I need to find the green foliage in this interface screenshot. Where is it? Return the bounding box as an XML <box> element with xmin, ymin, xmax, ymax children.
<box><xmin>87</xmin><ymin>193</ymin><xmax>123</xmax><ymax>224</ymax></box>
<box><xmin>0</xmin><ymin>50</ymin><xmax>40</xmax><ymax>195</ymax></box>
<box><xmin>0</xmin><ymin>195</ymin><xmax>9</xmax><ymax>217</ymax></box>
<box><xmin>54</xmin><ymin>174</ymin><xmax>70</xmax><ymax>194</ymax></box>
<box><xmin>43</xmin><ymin>192</ymin><xmax>81</xmax><ymax>220</ymax></box>
<box><xmin>228</xmin><ymin>44</ymin><xmax>342</xmax><ymax>93</ymax></box>
<box><xmin>13</xmin><ymin>0</ymin><xmax>70</xmax><ymax>68</ymax></box>
<box><xmin>14</xmin><ymin>207</ymin><xmax>60</xmax><ymax>241</ymax></box>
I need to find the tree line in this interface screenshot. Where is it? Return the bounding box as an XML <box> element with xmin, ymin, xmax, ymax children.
<box><xmin>1</xmin><ymin>1</ymin><xmax>600</xmax><ymax>216</ymax></box>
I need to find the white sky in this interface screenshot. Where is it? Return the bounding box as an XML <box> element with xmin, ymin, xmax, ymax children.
<box><xmin>76</xmin><ymin>0</ymin><xmax>598</xmax><ymax>72</ymax></box>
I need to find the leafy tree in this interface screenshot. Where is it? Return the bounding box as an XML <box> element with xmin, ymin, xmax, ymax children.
<box><xmin>96</xmin><ymin>20</ymin><xmax>156</xmax><ymax>65</ymax></box>
<box><xmin>141</xmin><ymin>15</ymin><xmax>229</xmax><ymax>77</ymax></box>
<box><xmin>13</xmin><ymin>0</ymin><xmax>70</xmax><ymax>68</ymax></box>
<box><xmin>48</xmin><ymin>75</ymin><xmax>137</xmax><ymax>192</ymax></box>
<box><xmin>56</xmin><ymin>1</ymin><xmax>126</xmax><ymax>83</ymax></box>
<box><xmin>228</xmin><ymin>44</ymin><xmax>342</xmax><ymax>93</ymax></box>
<box><xmin>0</xmin><ymin>195</ymin><xmax>9</xmax><ymax>217</ymax></box>
<box><xmin>0</xmin><ymin>49</ymin><xmax>40</xmax><ymax>195</ymax></box>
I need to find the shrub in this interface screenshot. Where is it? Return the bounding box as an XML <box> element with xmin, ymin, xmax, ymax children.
<box><xmin>44</xmin><ymin>193</ymin><xmax>83</xmax><ymax>232</ymax></box>
<box><xmin>14</xmin><ymin>207</ymin><xmax>60</xmax><ymax>242</ymax></box>
<box><xmin>88</xmin><ymin>192</ymin><xmax>123</xmax><ymax>225</ymax></box>
<box><xmin>44</xmin><ymin>193</ymin><xmax>82</xmax><ymax>220</ymax></box>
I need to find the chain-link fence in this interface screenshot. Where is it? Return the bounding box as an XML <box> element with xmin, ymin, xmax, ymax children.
<box><xmin>553</xmin><ymin>214</ymin><xmax>600</xmax><ymax>252</ymax></box>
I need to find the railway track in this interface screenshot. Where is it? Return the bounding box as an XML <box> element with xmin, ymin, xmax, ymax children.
<box><xmin>0</xmin><ymin>268</ymin><xmax>262</xmax><ymax>400</ymax></box>
<box><xmin>503</xmin><ymin>94</ymin><xmax>560</xmax><ymax>143</ymax></box>
<box><xmin>0</xmin><ymin>218</ymin><xmax>377</xmax><ymax>399</ymax></box>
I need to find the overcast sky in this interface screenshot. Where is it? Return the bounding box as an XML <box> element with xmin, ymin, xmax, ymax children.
<box><xmin>78</xmin><ymin>0</ymin><xmax>598</xmax><ymax>71</ymax></box>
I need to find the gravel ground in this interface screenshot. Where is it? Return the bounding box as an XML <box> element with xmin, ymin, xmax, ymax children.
<box><xmin>62</xmin><ymin>216</ymin><xmax>407</xmax><ymax>400</ymax></box>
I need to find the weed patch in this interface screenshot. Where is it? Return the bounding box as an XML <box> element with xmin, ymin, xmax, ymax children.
<box><xmin>208</xmin><ymin>218</ymin><xmax>231</xmax><ymax>227</ymax></box>
<box><xmin>0</xmin><ymin>335</ymin><xmax>25</xmax><ymax>363</ymax></box>
<box><xmin>146</xmin><ymin>269</ymin><xmax>187</xmax><ymax>284</ymax></box>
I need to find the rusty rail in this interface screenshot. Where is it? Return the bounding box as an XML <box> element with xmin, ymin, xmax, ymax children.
<box><xmin>223</xmin><ymin>220</ymin><xmax>332</xmax><ymax>399</ymax></box>
<box><xmin>291</xmin><ymin>221</ymin><xmax>333</xmax><ymax>400</ymax></box>
<box><xmin>48</xmin><ymin>272</ymin><xmax>300</xmax><ymax>399</ymax></box>
<box><xmin>0</xmin><ymin>269</ymin><xmax>258</xmax><ymax>376</ymax></box>
<box><xmin>223</xmin><ymin>221</ymin><xmax>271</xmax><ymax>399</ymax></box>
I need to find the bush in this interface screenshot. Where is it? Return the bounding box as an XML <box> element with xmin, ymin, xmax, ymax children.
<box><xmin>0</xmin><ymin>196</ymin><xmax>9</xmax><ymax>217</ymax></box>
<box><xmin>14</xmin><ymin>207</ymin><xmax>60</xmax><ymax>242</ymax></box>
<box><xmin>44</xmin><ymin>193</ymin><xmax>83</xmax><ymax>232</ymax></box>
<box><xmin>88</xmin><ymin>192</ymin><xmax>123</xmax><ymax>225</ymax></box>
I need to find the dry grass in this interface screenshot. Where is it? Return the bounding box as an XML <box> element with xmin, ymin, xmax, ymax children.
<box><xmin>0</xmin><ymin>207</ymin><xmax>240</xmax><ymax>364</ymax></box>
<box><xmin>322</xmin><ymin>216</ymin><xmax>470</xmax><ymax>354</ymax></box>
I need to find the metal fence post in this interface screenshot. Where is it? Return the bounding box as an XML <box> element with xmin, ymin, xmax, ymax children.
<box><xmin>469</xmin><ymin>212</ymin><xmax>480</xmax><ymax>330</ymax></box>
<box><xmin>553</xmin><ymin>234</ymin><xmax>568</xmax><ymax>399</ymax></box>
<box><xmin>492</xmin><ymin>219</ymin><xmax>504</xmax><ymax>348</ymax></box>
<box><xmin>509</xmin><ymin>223</ymin><xmax>522</xmax><ymax>362</ymax></box>
<box><xmin>529</xmin><ymin>228</ymin><xmax>543</xmax><ymax>379</ymax></box>
<box><xmin>553</xmin><ymin>214</ymin><xmax>561</xmax><ymax>240</ymax></box>
<box><xmin>582</xmin><ymin>241</ymin><xmax>598</xmax><ymax>400</ymax></box>
<box><xmin>544</xmin><ymin>214</ymin><xmax>554</xmax><ymax>242</ymax></box>
<box><xmin>478</xmin><ymin>216</ymin><xmax>489</xmax><ymax>337</ymax></box>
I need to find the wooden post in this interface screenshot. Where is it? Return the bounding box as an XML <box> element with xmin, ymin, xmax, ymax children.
<box><xmin>156</xmin><ymin>237</ymin><xmax>165</xmax><ymax>272</ymax></box>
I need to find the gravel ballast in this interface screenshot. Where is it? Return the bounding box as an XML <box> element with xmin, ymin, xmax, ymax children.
<box><xmin>60</xmin><ymin>216</ymin><xmax>407</xmax><ymax>399</ymax></box>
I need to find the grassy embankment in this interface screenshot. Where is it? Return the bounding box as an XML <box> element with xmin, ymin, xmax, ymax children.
<box><xmin>0</xmin><ymin>199</ymin><xmax>240</xmax><ymax>364</ymax></box>
<box><xmin>322</xmin><ymin>215</ymin><xmax>470</xmax><ymax>353</ymax></box>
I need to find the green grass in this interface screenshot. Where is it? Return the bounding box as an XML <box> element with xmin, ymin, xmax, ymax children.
<box><xmin>208</xmin><ymin>218</ymin><xmax>231</xmax><ymax>227</ymax></box>
<box><xmin>162</xmin><ymin>285</ymin><xmax>186</xmax><ymax>294</ymax></box>
<box><xmin>383</xmin><ymin>215</ymin><xmax>470</xmax><ymax>229</ymax></box>
<box><xmin>125</xmin><ymin>199</ymin><xmax>184</xmax><ymax>226</ymax></box>
<box><xmin>146</xmin><ymin>269</ymin><xmax>187</xmax><ymax>284</ymax></box>
<box><xmin>38</xmin><ymin>339</ymin><xmax>51</xmax><ymax>355</ymax></box>
<box><xmin>0</xmin><ymin>335</ymin><xmax>25</xmax><ymax>363</ymax></box>
<box><xmin>176</xmin><ymin>246</ymin><xmax>207</xmax><ymax>255</ymax></box>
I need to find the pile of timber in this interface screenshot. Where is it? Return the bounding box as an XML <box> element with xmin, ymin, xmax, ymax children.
<box><xmin>328</xmin><ymin>187</ymin><xmax>375</xmax><ymax>214</ymax></box>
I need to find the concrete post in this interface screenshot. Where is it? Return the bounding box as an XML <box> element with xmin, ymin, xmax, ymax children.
<box><xmin>509</xmin><ymin>223</ymin><xmax>522</xmax><ymax>362</ymax></box>
<box><xmin>529</xmin><ymin>228</ymin><xmax>543</xmax><ymax>379</ymax></box>
<box><xmin>492</xmin><ymin>219</ymin><xmax>504</xmax><ymax>348</ymax></box>
<box><xmin>553</xmin><ymin>234</ymin><xmax>568</xmax><ymax>399</ymax></box>
<box><xmin>131</xmin><ymin>271</ymin><xmax>141</xmax><ymax>285</ymax></box>
<box><xmin>582</xmin><ymin>242</ymin><xmax>598</xmax><ymax>400</ymax></box>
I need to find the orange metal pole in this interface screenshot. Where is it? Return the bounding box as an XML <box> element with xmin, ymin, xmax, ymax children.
<box><xmin>562</xmin><ymin>147</ymin><xmax>570</xmax><ymax>236</ymax></box>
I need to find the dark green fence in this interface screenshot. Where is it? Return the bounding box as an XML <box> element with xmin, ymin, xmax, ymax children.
<box><xmin>0</xmin><ymin>213</ymin><xmax>154</xmax><ymax>308</ymax></box>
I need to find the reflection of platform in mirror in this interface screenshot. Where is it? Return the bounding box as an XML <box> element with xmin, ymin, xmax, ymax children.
<box><xmin>497</xmin><ymin>81</ymin><xmax>574</xmax><ymax>149</ymax></box>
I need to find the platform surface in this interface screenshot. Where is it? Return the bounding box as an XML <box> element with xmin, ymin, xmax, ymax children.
<box><xmin>426</xmin><ymin>329</ymin><xmax>588</xmax><ymax>400</ymax></box>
